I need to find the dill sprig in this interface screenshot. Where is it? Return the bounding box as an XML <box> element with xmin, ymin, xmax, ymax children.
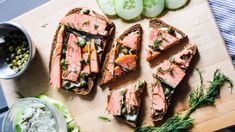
<box><xmin>185</xmin><ymin>69</ymin><xmax>233</xmax><ymax>117</ymax></box>
<box><xmin>98</xmin><ymin>116</ymin><xmax>111</xmax><ymax>122</ymax></box>
<box><xmin>135</xmin><ymin>69</ymin><xmax>233</xmax><ymax>132</ymax></box>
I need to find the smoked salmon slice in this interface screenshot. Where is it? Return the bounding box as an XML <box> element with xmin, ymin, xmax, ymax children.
<box><xmin>114</xmin><ymin>55</ymin><xmax>137</xmax><ymax>71</ymax></box>
<box><xmin>116</xmin><ymin>31</ymin><xmax>140</xmax><ymax>49</ymax></box>
<box><xmin>153</xmin><ymin>61</ymin><xmax>186</xmax><ymax>88</ymax></box>
<box><xmin>106</xmin><ymin>81</ymin><xmax>146</xmax><ymax>127</ymax></box>
<box><xmin>151</xmin><ymin>80</ymin><xmax>167</xmax><ymax>120</ymax></box>
<box><xmin>90</xmin><ymin>39</ymin><xmax>99</xmax><ymax>73</ymax></box>
<box><xmin>125</xmin><ymin>83</ymin><xmax>141</xmax><ymax>113</ymax></box>
<box><xmin>146</xmin><ymin>18</ymin><xmax>187</xmax><ymax>62</ymax></box>
<box><xmin>100</xmin><ymin>24</ymin><xmax>142</xmax><ymax>85</ymax></box>
<box><xmin>50</xmin><ymin>26</ymin><xmax>65</xmax><ymax>89</ymax></box>
<box><xmin>106</xmin><ymin>89</ymin><xmax>124</xmax><ymax>115</ymax></box>
<box><xmin>113</xmin><ymin>66</ymin><xmax>123</xmax><ymax>77</ymax></box>
<box><xmin>61</xmin><ymin>13</ymin><xmax>108</xmax><ymax>36</ymax></box>
<box><xmin>64</xmin><ymin>33</ymin><xmax>82</xmax><ymax>82</ymax></box>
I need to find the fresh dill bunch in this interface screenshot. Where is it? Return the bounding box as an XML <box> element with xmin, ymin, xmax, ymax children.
<box><xmin>135</xmin><ymin>69</ymin><xmax>233</xmax><ymax>132</ymax></box>
<box><xmin>185</xmin><ymin>69</ymin><xmax>233</xmax><ymax>117</ymax></box>
<box><xmin>135</xmin><ymin>116</ymin><xmax>193</xmax><ymax>132</ymax></box>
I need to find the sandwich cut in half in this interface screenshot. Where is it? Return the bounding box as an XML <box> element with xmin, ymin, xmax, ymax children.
<box><xmin>151</xmin><ymin>44</ymin><xmax>197</xmax><ymax>121</ymax></box>
<box><xmin>49</xmin><ymin>8</ymin><xmax>115</xmax><ymax>95</ymax></box>
<box><xmin>146</xmin><ymin>18</ymin><xmax>188</xmax><ymax>62</ymax></box>
<box><xmin>100</xmin><ymin>24</ymin><xmax>142</xmax><ymax>85</ymax></box>
<box><xmin>106</xmin><ymin>81</ymin><xmax>146</xmax><ymax>127</ymax></box>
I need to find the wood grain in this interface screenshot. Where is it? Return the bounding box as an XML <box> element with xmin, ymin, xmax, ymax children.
<box><xmin>1</xmin><ymin>0</ymin><xmax>235</xmax><ymax>131</ymax></box>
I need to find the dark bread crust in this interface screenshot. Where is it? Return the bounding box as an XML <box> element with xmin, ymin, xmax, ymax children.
<box><xmin>49</xmin><ymin>8</ymin><xmax>115</xmax><ymax>95</ymax></box>
<box><xmin>149</xmin><ymin>18</ymin><xmax>187</xmax><ymax>40</ymax></box>
<box><xmin>99</xmin><ymin>24</ymin><xmax>142</xmax><ymax>85</ymax></box>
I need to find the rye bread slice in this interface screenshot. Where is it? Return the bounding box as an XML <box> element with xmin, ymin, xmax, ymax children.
<box><xmin>106</xmin><ymin>81</ymin><xmax>146</xmax><ymax>127</ymax></box>
<box><xmin>99</xmin><ymin>24</ymin><xmax>142</xmax><ymax>85</ymax></box>
<box><xmin>146</xmin><ymin>18</ymin><xmax>188</xmax><ymax>62</ymax></box>
<box><xmin>49</xmin><ymin>8</ymin><xmax>115</xmax><ymax>95</ymax></box>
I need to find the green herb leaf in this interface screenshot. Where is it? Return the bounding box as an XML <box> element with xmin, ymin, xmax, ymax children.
<box><xmin>166</xmin><ymin>27</ymin><xmax>175</xmax><ymax>35</ymax></box>
<box><xmin>61</xmin><ymin>59</ymin><xmax>67</xmax><ymax>70</ymax></box>
<box><xmin>152</xmin><ymin>39</ymin><xmax>162</xmax><ymax>51</ymax></box>
<box><xmin>94</xmin><ymin>24</ymin><xmax>99</xmax><ymax>30</ymax></box>
<box><xmin>98</xmin><ymin>116</ymin><xmax>111</xmax><ymax>122</ymax></box>
<box><xmin>82</xmin><ymin>20</ymin><xmax>90</xmax><ymax>25</ymax></box>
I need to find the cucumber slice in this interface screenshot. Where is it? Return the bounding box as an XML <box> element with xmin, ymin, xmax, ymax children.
<box><xmin>97</xmin><ymin>0</ymin><xmax>116</xmax><ymax>16</ymax></box>
<box><xmin>114</xmin><ymin>0</ymin><xmax>143</xmax><ymax>20</ymax></box>
<box><xmin>143</xmin><ymin>0</ymin><xmax>165</xmax><ymax>17</ymax></box>
<box><xmin>165</xmin><ymin>0</ymin><xmax>188</xmax><ymax>10</ymax></box>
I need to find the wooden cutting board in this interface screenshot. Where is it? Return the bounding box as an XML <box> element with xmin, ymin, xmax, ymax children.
<box><xmin>1</xmin><ymin>0</ymin><xmax>235</xmax><ymax>131</ymax></box>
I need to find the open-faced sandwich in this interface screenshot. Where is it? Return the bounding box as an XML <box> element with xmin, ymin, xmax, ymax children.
<box><xmin>49</xmin><ymin>8</ymin><xmax>115</xmax><ymax>95</ymax></box>
<box><xmin>106</xmin><ymin>81</ymin><xmax>146</xmax><ymax>127</ymax></box>
<box><xmin>99</xmin><ymin>24</ymin><xmax>142</xmax><ymax>85</ymax></box>
<box><xmin>151</xmin><ymin>44</ymin><xmax>197</xmax><ymax>121</ymax></box>
<box><xmin>146</xmin><ymin>18</ymin><xmax>188</xmax><ymax>62</ymax></box>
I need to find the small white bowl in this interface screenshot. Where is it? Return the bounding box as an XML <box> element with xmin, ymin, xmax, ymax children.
<box><xmin>0</xmin><ymin>22</ymin><xmax>35</xmax><ymax>79</ymax></box>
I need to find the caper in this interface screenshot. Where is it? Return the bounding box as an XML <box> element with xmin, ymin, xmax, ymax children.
<box><xmin>81</xmin><ymin>9</ymin><xmax>90</xmax><ymax>14</ymax></box>
<box><xmin>10</xmin><ymin>53</ymin><xmax>15</xmax><ymax>59</ymax></box>
<box><xmin>121</xmin><ymin>107</ymin><xmax>127</xmax><ymax>114</ymax></box>
<box><xmin>164</xmin><ymin>87</ymin><xmax>171</xmax><ymax>96</ymax></box>
<box><xmin>122</xmin><ymin>47</ymin><xmax>129</xmax><ymax>55</ymax></box>
<box><xmin>12</xmin><ymin>66</ymin><xmax>17</xmax><ymax>69</ymax></box>
<box><xmin>80</xmin><ymin>59</ymin><xmax>85</xmax><ymax>64</ymax></box>
<box><xmin>8</xmin><ymin>46</ymin><xmax>14</xmax><ymax>52</ymax></box>
<box><xmin>63</xmin><ymin>80</ymin><xmax>71</xmax><ymax>88</ymax></box>
<box><xmin>79</xmin><ymin>80</ymin><xmax>87</xmax><ymax>87</ymax></box>
<box><xmin>24</xmin><ymin>54</ymin><xmax>29</xmax><ymax>59</ymax></box>
<box><xmin>16</xmin><ymin>49</ymin><xmax>22</xmax><ymax>55</ymax></box>
<box><xmin>12</xmin><ymin>59</ymin><xmax>17</xmax><ymax>64</ymax></box>
<box><xmin>77</xmin><ymin>38</ymin><xmax>86</xmax><ymax>47</ymax></box>
<box><xmin>23</xmin><ymin>60</ymin><xmax>27</xmax><ymax>64</ymax></box>
<box><xmin>17</xmin><ymin>60</ymin><xmax>22</xmax><ymax>66</ymax></box>
<box><xmin>22</xmin><ymin>47</ymin><xmax>27</xmax><ymax>51</ymax></box>
<box><xmin>19</xmin><ymin>55</ymin><xmax>23</xmax><ymax>59</ymax></box>
<box><xmin>15</xmin><ymin>56</ymin><xmax>19</xmax><ymax>60</ymax></box>
<box><xmin>80</xmin><ymin>71</ymin><xmax>88</xmax><ymax>79</ymax></box>
<box><xmin>85</xmin><ymin>58</ymin><xmax>90</xmax><ymax>64</ymax></box>
<box><xmin>129</xmin><ymin>49</ymin><xmax>136</xmax><ymax>55</ymax></box>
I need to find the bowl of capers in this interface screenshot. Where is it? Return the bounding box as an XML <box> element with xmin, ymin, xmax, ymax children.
<box><xmin>0</xmin><ymin>22</ymin><xmax>35</xmax><ymax>79</ymax></box>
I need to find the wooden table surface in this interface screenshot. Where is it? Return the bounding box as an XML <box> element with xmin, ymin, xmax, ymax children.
<box><xmin>1</xmin><ymin>0</ymin><xmax>235</xmax><ymax>131</ymax></box>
